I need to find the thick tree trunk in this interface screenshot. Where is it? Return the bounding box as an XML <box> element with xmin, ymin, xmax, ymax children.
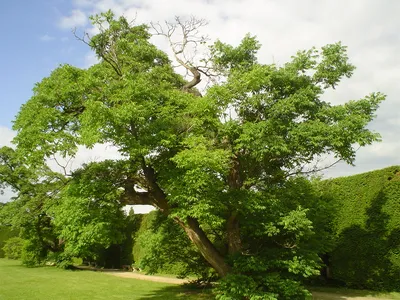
<box><xmin>125</xmin><ymin>160</ymin><xmax>231</xmax><ymax>278</ymax></box>
<box><xmin>176</xmin><ymin>217</ymin><xmax>231</xmax><ymax>277</ymax></box>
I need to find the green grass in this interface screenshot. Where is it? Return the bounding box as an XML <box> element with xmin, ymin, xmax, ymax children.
<box><xmin>2</xmin><ymin>259</ymin><xmax>400</xmax><ymax>300</ymax></box>
<box><xmin>310</xmin><ymin>286</ymin><xmax>400</xmax><ymax>299</ymax></box>
<box><xmin>0</xmin><ymin>259</ymin><xmax>212</xmax><ymax>300</ymax></box>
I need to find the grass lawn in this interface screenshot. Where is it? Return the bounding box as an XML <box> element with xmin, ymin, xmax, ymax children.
<box><xmin>0</xmin><ymin>259</ymin><xmax>212</xmax><ymax>300</ymax></box>
<box><xmin>2</xmin><ymin>259</ymin><xmax>400</xmax><ymax>300</ymax></box>
<box><xmin>310</xmin><ymin>286</ymin><xmax>400</xmax><ymax>300</ymax></box>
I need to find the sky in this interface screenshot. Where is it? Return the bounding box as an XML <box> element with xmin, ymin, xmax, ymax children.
<box><xmin>1</xmin><ymin>0</ymin><xmax>400</xmax><ymax>207</ymax></box>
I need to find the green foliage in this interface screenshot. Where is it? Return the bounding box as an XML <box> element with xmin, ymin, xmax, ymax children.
<box><xmin>133</xmin><ymin>211</ymin><xmax>214</xmax><ymax>279</ymax></box>
<box><xmin>215</xmin><ymin>273</ymin><xmax>311</xmax><ymax>300</ymax></box>
<box><xmin>7</xmin><ymin>11</ymin><xmax>385</xmax><ymax>299</ymax></box>
<box><xmin>51</xmin><ymin>164</ymin><xmax>129</xmax><ymax>263</ymax></box>
<box><xmin>21</xmin><ymin>239</ymin><xmax>46</xmax><ymax>267</ymax></box>
<box><xmin>2</xmin><ymin>237</ymin><xmax>24</xmax><ymax>260</ymax></box>
<box><xmin>0</xmin><ymin>147</ymin><xmax>65</xmax><ymax>266</ymax></box>
<box><xmin>319</xmin><ymin>166</ymin><xmax>400</xmax><ymax>290</ymax></box>
<box><xmin>218</xmin><ymin>177</ymin><xmax>334</xmax><ymax>298</ymax></box>
<box><xmin>0</xmin><ymin>225</ymin><xmax>18</xmax><ymax>258</ymax></box>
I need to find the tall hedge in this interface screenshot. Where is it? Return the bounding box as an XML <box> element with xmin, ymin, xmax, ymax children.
<box><xmin>320</xmin><ymin>166</ymin><xmax>400</xmax><ymax>290</ymax></box>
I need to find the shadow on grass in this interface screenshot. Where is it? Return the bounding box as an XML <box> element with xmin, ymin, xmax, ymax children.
<box><xmin>310</xmin><ymin>286</ymin><xmax>399</xmax><ymax>299</ymax></box>
<box><xmin>136</xmin><ymin>285</ymin><xmax>213</xmax><ymax>300</ymax></box>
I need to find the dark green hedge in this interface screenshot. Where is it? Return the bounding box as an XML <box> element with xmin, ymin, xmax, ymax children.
<box><xmin>320</xmin><ymin>166</ymin><xmax>400</xmax><ymax>290</ymax></box>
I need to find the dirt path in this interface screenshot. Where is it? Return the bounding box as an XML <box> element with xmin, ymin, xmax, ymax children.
<box><xmin>102</xmin><ymin>271</ymin><xmax>392</xmax><ymax>300</ymax></box>
<box><xmin>103</xmin><ymin>271</ymin><xmax>189</xmax><ymax>284</ymax></box>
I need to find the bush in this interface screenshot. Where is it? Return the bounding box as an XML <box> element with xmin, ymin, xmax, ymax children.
<box><xmin>214</xmin><ymin>273</ymin><xmax>311</xmax><ymax>300</ymax></box>
<box><xmin>21</xmin><ymin>239</ymin><xmax>46</xmax><ymax>267</ymax></box>
<box><xmin>2</xmin><ymin>237</ymin><xmax>24</xmax><ymax>260</ymax></box>
<box><xmin>133</xmin><ymin>211</ymin><xmax>214</xmax><ymax>280</ymax></box>
<box><xmin>319</xmin><ymin>166</ymin><xmax>400</xmax><ymax>290</ymax></box>
<box><xmin>0</xmin><ymin>226</ymin><xmax>18</xmax><ymax>258</ymax></box>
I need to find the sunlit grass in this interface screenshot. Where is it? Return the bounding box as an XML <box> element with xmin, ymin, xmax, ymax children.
<box><xmin>0</xmin><ymin>259</ymin><xmax>212</xmax><ymax>300</ymax></box>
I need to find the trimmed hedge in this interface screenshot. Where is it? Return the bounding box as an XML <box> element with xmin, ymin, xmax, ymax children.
<box><xmin>320</xmin><ymin>166</ymin><xmax>400</xmax><ymax>290</ymax></box>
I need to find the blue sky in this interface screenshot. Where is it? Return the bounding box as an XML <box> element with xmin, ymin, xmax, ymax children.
<box><xmin>1</xmin><ymin>0</ymin><xmax>400</xmax><ymax>187</ymax></box>
<box><xmin>0</xmin><ymin>0</ymin><xmax>88</xmax><ymax>127</ymax></box>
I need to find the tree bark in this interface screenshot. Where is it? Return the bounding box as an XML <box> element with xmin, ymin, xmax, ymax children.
<box><xmin>176</xmin><ymin>217</ymin><xmax>231</xmax><ymax>277</ymax></box>
<box><xmin>124</xmin><ymin>160</ymin><xmax>231</xmax><ymax>277</ymax></box>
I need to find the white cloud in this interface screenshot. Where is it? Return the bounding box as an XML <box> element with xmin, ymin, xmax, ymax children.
<box><xmin>27</xmin><ymin>0</ymin><xmax>400</xmax><ymax>181</ymax></box>
<box><xmin>40</xmin><ymin>34</ymin><xmax>55</xmax><ymax>42</ymax></box>
<box><xmin>0</xmin><ymin>127</ymin><xmax>16</xmax><ymax>202</ymax></box>
<box><xmin>60</xmin><ymin>0</ymin><xmax>400</xmax><ymax>178</ymax></box>
<box><xmin>59</xmin><ymin>9</ymin><xmax>88</xmax><ymax>29</ymax></box>
<box><xmin>83</xmin><ymin>51</ymin><xmax>99</xmax><ymax>68</ymax></box>
<box><xmin>0</xmin><ymin>126</ymin><xmax>15</xmax><ymax>147</ymax></box>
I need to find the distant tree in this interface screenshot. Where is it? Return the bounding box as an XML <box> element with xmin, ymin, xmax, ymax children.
<box><xmin>9</xmin><ymin>11</ymin><xmax>384</xmax><ymax>298</ymax></box>
<box><xmin>0</xmin><ymin>146</ymin><xmax>64</xmax><ymax>265</ymax></box>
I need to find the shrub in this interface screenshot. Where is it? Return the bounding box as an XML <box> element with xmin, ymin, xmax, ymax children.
<box><xmin>0</xmin><ymin>226</ymin><xmax>18</xmax><ymax>258</ymax></box>
<box><xmin>2</xmin><ymin>237</ymin><xmax>24</xmax><ymax>260</ymax></box>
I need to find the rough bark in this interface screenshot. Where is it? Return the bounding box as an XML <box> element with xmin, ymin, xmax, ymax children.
<box><xmin>182</xmin><ymin>67</ymin><xmax>201</xmax><ymax>92</ymax></box>
<box><xmin>177</xmin><ymin>217</ymin><xmax>231</xmax><ymax>277</ymax></box>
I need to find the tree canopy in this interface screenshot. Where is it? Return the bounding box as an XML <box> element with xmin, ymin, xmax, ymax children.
<box><xmin>2</xmin><ymin>11</ymin><xmax>385</xmax><ymax>299</ymax></box>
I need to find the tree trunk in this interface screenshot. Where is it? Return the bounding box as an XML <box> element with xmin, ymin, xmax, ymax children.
<box><xmin>130</xmin><ymin>160</ymin><xmax>232</xmax><ymax>278</ymax></box>
<box><xmin>176</xmin><ymin>217</ymin><xmax>231</xmax><ymax>277</ymax></box>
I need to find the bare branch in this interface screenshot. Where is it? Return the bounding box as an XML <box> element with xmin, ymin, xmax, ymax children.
<box><xmin>51</xmin><ymin>155</ymin><xmax>73</xmax><ymax>177</ymax></box>
<box><xmin>151</xmin><ymin>16</ymin><xmax>210</xmax><ymax>94</ymax></box>
<box><xmin>73</xmin><ymin>26</ymin><xmax>123</xmax><ymax>75</ymax></box>
<box><xmin>285</xmin><ymin>158</ymin><xmax>342</xmax><ymax>178</ymax></box>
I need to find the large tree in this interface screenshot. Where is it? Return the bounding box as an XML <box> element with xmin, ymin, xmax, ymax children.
<box><xmin>11</xmin><ymin>11</ymin><xmax>384</xmax><ymax>298</ymax></box>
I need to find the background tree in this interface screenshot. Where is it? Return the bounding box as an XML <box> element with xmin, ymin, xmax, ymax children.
<box><xmin>52</xmin><ymin>160</ymin><xmax>135</xmax><ymax>268</ymax></box>
<box><xmin>0</xmin><ymin>146</ymin><xmax>65</xmax><ymax>266</ymax></box>
<box><xmin>10</xmin><ymin>11</ymin><xmax>384</xmax><ymax>299</ymax></box>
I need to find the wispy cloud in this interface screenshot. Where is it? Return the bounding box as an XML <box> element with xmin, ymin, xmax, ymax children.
<box><xmin>83</xmin><ymin>51</ymin><xmax>99</xmax><ymax>68</ymax></box>
<box><xmin>59</xmin><ymin>9</ymin><xmax>87</xmax><ymax>29</ymax></box>
<box><xmin>0</xmin><ymin>126</ymin><xmax>15</xmax><ymax>147</ymax></box>
<box><xmin>40</xmin><ymin>34</ymin><xmax>55</xmax><ymax>42</ymax></box>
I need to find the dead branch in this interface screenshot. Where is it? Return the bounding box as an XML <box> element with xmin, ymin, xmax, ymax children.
<box><xmin>51</xmin><ymin>155</ymin><xmax>73</xmax><ymax>177</ymax></box>
<box><xmin>151</xmin><ymin>16</ymin><xmax>212</xmax><ymax>93</ymax></box>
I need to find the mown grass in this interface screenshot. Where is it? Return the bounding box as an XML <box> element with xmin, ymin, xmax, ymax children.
<box><xmin>2</xmin><ymin>259</ymin><xmax>400</xmax><ymax>300</ymax></box>
<box><xmin>310</xmin><ymin>286</ymin><xmax>400</xmax><ymax>299</ymax></box>
<box><xmin>0</xmin><ymin>259</ymin><xmax>212</xmax><ymax>300</ymax></box>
